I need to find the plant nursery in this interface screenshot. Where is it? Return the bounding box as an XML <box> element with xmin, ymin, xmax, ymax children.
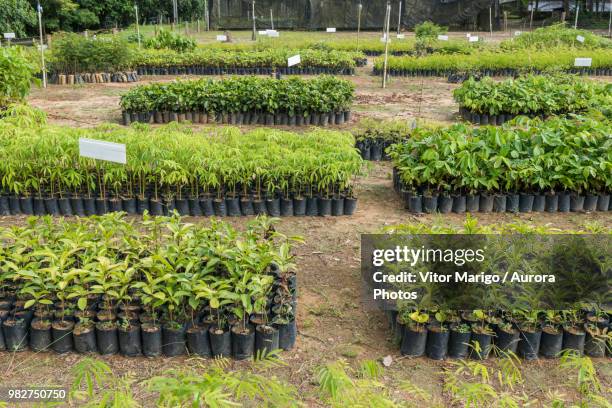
<box><xmin>0</xmin><ymin>3</ymin><xmax>611</xmax><ymax>406</ymax></box>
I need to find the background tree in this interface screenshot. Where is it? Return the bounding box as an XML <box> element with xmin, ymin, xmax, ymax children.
<box><xmin>0</xmin><ymin>0</ymin><xmax>37</xmax><ymax>37</ymax></box>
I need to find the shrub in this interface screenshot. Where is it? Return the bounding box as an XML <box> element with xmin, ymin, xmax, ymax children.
<box><xmin>0</xmin><ymin>46</ymin><xmax>39</xmax><ymax>108</ymax></box>
<box><xmin>500</xmin><ymin>23</ymin><xmax>612</xmax><ymax>51</ymax></box>
<box><xmin>48</xmin><ymin>32</ymin><xmax>133</xmax><ymax>74</ymax></box>
<box><xmin>144</xmin><ymin>29</ymin><xmax>196</xmax><ymax>53</ymax></box>
<box><xmin>414</xmin><ymin>21</ymin><xmax>447</xmax><ymax>40</ymax></box>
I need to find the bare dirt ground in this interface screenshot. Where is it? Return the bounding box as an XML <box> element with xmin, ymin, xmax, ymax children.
<box><xmin>1</xmin><ymin>162</ymin><xmax>610</xmax><ymax>407</ymax></box>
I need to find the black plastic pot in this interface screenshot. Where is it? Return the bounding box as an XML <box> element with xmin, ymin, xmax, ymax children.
<box><xmin>466</xmin><ymin>195</ymin><xmax>479</xmax><ymax>212</ymax></box>
<box><xmin>562</xmin><ymin>329</ymin><xmax>585</xmax><ymax>355</ymax></box>
<box><xmin>370</xmin><ymin>143</ymin><xmax>383</xmax><ymax>161</ymax></box>
<box><xmin>266</xmin><ymin>197</ymin><xmax>281</xmax><ymax>217</ymax></box>
<box><xmin>479</xmin><ymin>194</ymin><xmax>494</xmax><ymax>212</ymax></box>
<box><xmin>186</xmin><ymin>325</ymin><xmax>212</xmax><ymax>357</ymax></box>
<box><xmin>226</xmin><ymin>197</ymin><xmax>241</xmax><ymax>216</ymax></box>
<box><xmin>162</xmin><ymin>324</ymin><xmax>186</xmax><ymax>356</ymax></box>
<box><xmin>517</xmin><ymin>329</ymin><xmax>541</xmax><ymax>360</ymax></box>
<box><xmin>408</xmin><ymin>195</ymin><xmax>423</xmax><ymax>214</ymax></box>
<box><xmin>232</xmin><ymin>326</ymin><xmax>255</xmax><ymax>360</ymax></box>
<box><xmin>200</xmin><ymin>198</ymin><xmax>215</xmax><ymax>216</ymax></box>
<box><xmin>584</xmin><ymin>194</ymin><xmax>598</xmax><ymax>212</ymax></box>
<box><xmin>137</xmin><ymin>198</ymin><xmax>150</xmax><ymax>215</ymax></box>
<box><xmin>545</xmin><ymin>194</ymin><xmax>558</xmax><ymax>213</ymax></box>
<box><xmin>278</xmin><ymin>320</ymin><xmax>297</xmax><ymax>350</ymax></box>
<box><xmin>80</xmin><ymin>197</ymin><xmax>95</xmax><ymax>216</ymax></box>
<box><xmin>45</xmin><ymin>198</ymin><xmax>60</xmax><ymax>216</ymax></box>
<box><xmin>422</xmin><ymin>195</ymin><xmax>438</xmax><ymax>214</ymax></box>
<box><xmin>492</xmin><ymin>194</ymin><xmax>507</xmax><ymax>212</ymax></box>
<box><xmin>400</xmin><ymin>326</ymin><xmax>427</xmax><ymax>357</ymax></box>
<box><xmin>343</xmin><ymin>197</ymin><xmax>357</xmax><ymax>215</ymax></box>
<box><xmin>452</xmin><ymin>195</ymin><xmax>466</xmax><ymax>213</ymax></box>
<box><xmin>519</xmin><ymin>194</ymin><xmax>534</xmax><ymax>212</ymax></box>
<box><xmin>252</xmin><ymin>199</ymin><xmax>267</xmax><ymax>215</ymax></box>
<box><xmin>331</xmin><ymin>197</ymin><xmax>344</xmax><ymax>216</ymax></box>
<box><xmin>73</xmin><ymin>324</ymin><xmax>97</xmax><ymax>353</ymax></box>
<box><xmin>69</xmin><ymin>197</ymin><xmax>85</xmax><ymax>216</ymax></box>
<box><xmin>540</xmin><ymin>328</ymin><xmax>563</xmax><ymax>359</ymax></box>
<box><xmin>149</xmin><ymin>199</ymin><xmax>164</xmax><ymax>216</ymax></box>
<box><xmin>469</xmin><ymin>332</ymin><xmax>492</xmax><ymax>360</ymax></box>
<box><xmin>164</xmin><ymin>198</ymin><xmax>176</xmax><ymax>215</ymax></box>
<box><xmin>51</xmin><ymin>320</ymin><xmax>74</xmax><ymax>353</ymax></box>
<box><xmin>2</xmin><ymin>319</ymin><xmax>28</xmax><ymax>351</ymax></box>
<box><xmin>495</xmin><ymin>327</ymin><xmax>520</xmax><ymax>354</ymax></box>
<box><xmin>141</xmin><ymin>323</ymin><xmax>162</xmax><ymax>357</ymax></box>
<box><xmin>281</xmin><ymin>198</ymin><xmax>294</xmax><ymax>216</ymax></box>
<box><xmin>0</xmin><ymin>196</ymin><xmax>9</xmax><ymax>216</ymax></box>
<box><xmin>108</xmin><ymin>198</ymin><xmax>122</xmax><ymax>213</ymax></box>
<box><xmin>570</xmin><ymin>194</ymin><xmax>585</xmax><ymax>212</ymax></box>
<box><xmin>173</xmin><ymin>198</ymin><xmax>189</xmax><ymax>215</ymax></box>
<box><xmin>306</xmin><ymin>197</ymin><xmax>318</xmax><ymax>216</ymax></box>
<box><xmin>293</xmin><ymin>197</ymin><xmax>306</xmax><ymax>216</ymax></box>
<box><xmin>425</xmin><ymin>327</ymin><xmax>449</xmax><ymax>360</ymax></box>
<box><xmin>20</xmin><ymin>197</ymin><xmax>34</xmax><ymax>215</ymax></box>
<box><xmin>596</xmin><ymin>194</ymin><xmax>610</xmax><ymax>211</ymax></box>
<box><xmin>438</xmin><ymin>195</ymin><xmax>453</xmax><ymax>213</ymax></box>
<box><xmin>96</xmin><ymin>323</ymin><xmax>119</xmax><ymax>355</ymax></box>
<box><xmin>29</xmin><ymin>321</ymin><xmax>52</xmax><ymax>352</ymax></box>
<box><xmin>209</xmin><ymin>326</ymin><xmax>232</xmax><ymax>358</ymax></box>
<box><xmin>8</xmin><ymin>196</ymin><xmax>21</xmax><ymax>215</ymax></box>
<box><xmin>96</xmin><ymin>198</ymin><xmax>110</xmax><ymax>215</ymax></box>
<box><xmin>213</xmin><ymin>198</ymin><xmax>227</xmax><ymax>217</ymax></box>
<box><xmin>33</xmin><ymin>197</ymin><xmax>46</xmax><ymax>215</ymax></box>
<box><xmin>118</xmin><ymin>325</ymin><xmax>142</xmax><ymax>356</ymax></box>
<box><xmin>532</xmin><ymin>195</ymin><xmax>546</xmax><ymax>212</ymax></box>
<box><xmin>318</xmin><ymin>198</ymin><xmax>332</xmax><ymax>216</ymax></box>
<box><xmin>240</xmin><ymin>198</ymin><xmax>254</xmax><ymax>216</ymax></box>
<box><xmin>558</xmin><ymin>192</ymin><xmax>571</xmax><ymax>212</ymax></box>
<box><xmin>188</xmin><ymin>198</ymin><xmax>202</xmax><ymax>216</ymax></box>
<box><xmin>506</xmin><ymin>194</ymin><xmax>519</xmax><ymax>213</ymax></box>
<box><xmin>255</xmin><ymin>325</ymin><xmax>280</xmax><ymax>355</ymax></box>
<box><xmin>448</xmin><ymin>329</ymin><xmax>471</xmax><ymax>359</ymax></box>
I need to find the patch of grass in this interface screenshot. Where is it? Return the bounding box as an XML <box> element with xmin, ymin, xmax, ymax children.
<box><xmin>309</xmin><ymin>303</ymin><xmax>342</xmax><ymax>318</ymax></box>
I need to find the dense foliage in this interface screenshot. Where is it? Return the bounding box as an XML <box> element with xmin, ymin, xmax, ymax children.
<box><xmin>132</xmin><ymin>47</ymin><xmax>362</xmax><ymax>71</ymax></box>
<box><xmin>143</xmin><ymin>28</ymin><xmax>196</xmax><ymax>53</ymax></box>
<box><xmin>48</xmin><ymin>32</ymin><xmax>132</xmax><ymax>74</ymax></box>
<box><xmin>0</xmin><ymin>214</ymin><xmax>298</xmax><ymax>331</ymax></box>
<box><xmin>353</xmin><ymin>118</ymin><xmax>413</xmax><ymax>144</ymax></box>
<box><xmin>414</xmin><ymin>21</ymin><xmax>447</xmax><ymax>40</ymax></box>
<box><xmin>0</xmin><ymin>0</ymin><xmax>36</xmax><ymax>37</ymax></box>
<box><xmin>389</xmin><ymin>115</ymin><xmax>611</xmax><ymax>195</ymax></box>
<box><xmin>375</xmin><ymin>49</ymin><xmax>612</xmax><ymax>75</ymax></box>
<box><xmin>453</xmin><ymin>74</ymin><xmax>612</xmax><ymax>116</ymax></box>
<box><xmin>0</xmin><ymin>118</ymin><xmax>363</xmax><ymax>201</ymax></box>
<box><xmin>0</xmin><ymin>47</ymin><xmax>39</xmax><ymax>108</ymax></box>
<box><xmin>120</xmin><ymin>76</ymin><xmax>355</xmax><ymax>116</ymax></box>
<box><xmin>500</xmin><ymin>24</ymin><xmax>612</xmax><ymax>51</ymax></box>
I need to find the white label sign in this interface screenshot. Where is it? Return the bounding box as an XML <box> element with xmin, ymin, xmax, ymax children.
<box><xmin>396</xmin><ymin>33</ymin><xmax>405</xmax><ymax>39</ymax></box>
<box><xmin>469</xmin><ymin>36</ymin><xmax>479</xmax><ymax>42</ymax></box>
<box><xmin>79</xmin><ymin>138</ymin><xmax>126</xmax><ymax>164</ymax></box>
<box><xmin>326</xmin><ymin>27</ymin><xmax>336</xmax><ymax>33</ymax></box>
<box><xmin>437</xmin><ymin>34</ymin><xmax>448</xmax><ymax>41</ymax></box>
<box><xmin>3</xmin><ymin>32</ymin><xmax>15</xmax><ymax>39</ymax></box>
<box><xmin>258</xmin><ymin>30</ymin><xmax>268</xmax><ymax>35</ymax></box>
<box><xmin>288</xmin><ymin>54</ymin><xmax>301</xmax><ymax>67</ymax></box>
<box><xmin>266</xmin><ymin>29</ymin><xmax>279</xmax><ymax>37</ymax></box>
<box><xmin>574</xmin><ymin>57</ymin><xmax>592</xmax><ymax>67</ymax></box>
<box><xmin>576</xmin><ymin>35</ymin><xmax>585</xmax><ymax>43</ymax></box>
<box><xmin>466</xmin><ymin>33</ymin><xmax>471</xmax><ymax>37</ymax></box>
<box><xmin>216</xmin><ymin>35</ymin><xmax>227</xmax><ymax>42</ymax></box>
<box><xmin>514</xmin><ymin>31</ymin><xmax>522</xmax><ymax>36</ymax></box>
